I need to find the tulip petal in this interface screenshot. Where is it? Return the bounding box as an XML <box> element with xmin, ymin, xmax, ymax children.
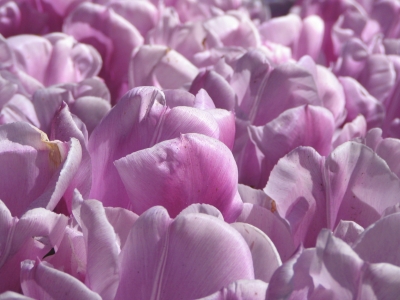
<box><xmin>315</xmin><ymin>65</ymin><xmax>346</xmax><ymax>124</ymax></box>
<box><xmin>104</xmin><ymin>207</ymin><xmax>138</xmax><ymax>249</ymax></box>
<box><xmin>375</xmin><ymin>137</ymin><xmax>400</xmax><ymax>178</ymax></box>
<box><xmin>326</xmin><ymin>141</ymin><xmax>400</xmax><ymax>229</ymax></box>
<box><xmin>353</xmin><ymin>212</ymin><xmax>400</xmax><ymax>266</ymax></box>
<box><xmin>294</xmin><ymin>16</ymin><xmax>324</xmax><ymax>61</ymax></box>
<box><xmin>357</xmin><ymin>54</ymin><xmax>396</xmax><ymax>102</ymax></box>
<box><xmin>311</xmin><ymin>229</ymin><xmax>364</xmax><ymax>298</ymax></box>
<box><xmin>236</xmin><ymin>203</ymin><xmax>295</xmax><ymax>262</ymax></box>
<box><xmin>7</xmin><ymin>35</ymin><xmax>52</xmax><ymax>83</ymax></box>
<box><xmin>79</xmin><ymin>200</ymin><xmax>119</xmax><ymax>300</ymax></box>
<box><xmin>63</xmin><ymin>2</ymin><xmax>143</xmax><ymax>101</ymax></box>
<box><xmin>190</xmin><ymin>70</ymin><xmax>236</xmax><ymax>111</ymax></box>
<box><xmin>359</xmin><ymin>263</ymin><xmax>400</xmax><ymax>299</ymax></box>
<box><xmin>249</xmin><ymin>105</ymin><xmax>334</xmax><ymax>186</ymax></box>
<box><xmin>253</xmin><ymin>63</ymin><xmax>322</xmax><ymax>125</ymax></box>
<box><xmin>130</xmin><ymin>45</ymin><xmax>198</xmax><ymax>90</ymax></box>
<box><xmin>0</xmin><ymin>122</ymin><xmax>81</xmax><ymax>216</ymax></box>
<box><xmin>264</xmin><ymin>146</ymin><xmax>325</xmax><ymax>247</ymax></box>
<box><xmin>267</xmin><ymin>248</ymin><xmax>315</xmax><ymax>300</ymax></box>
<box><xmin>0</xmin><ymin>208</ymin><xmax>67</xmax><ymax>292</ymax></box>
<box><xmin>178</xmin><ymin>204</ymin><xmax>224</xmax><ymax>220</ymax></box>
<box><xmin>89</xmin><ymin>87</ymin><xmax>230</xmax><ymax>208</ymax></box>
<box><xmin>69</xmin><ymin>96</ymin><xmax>111</xmax><ymax>135</ymax></box>
<box><xmin>115</xmin><ymin>133</ymin><xmax>242</xmax><ymax>221</ymax></box>
<box><xmin>88</xmin><ymin>86</ymin><xmax>166</xmax><ymax>208</ymax></box>
<box><xmin>21</xmin><ymin>259</ymin><xmax>101</xmax><ymax>300</ymax></box>
<box><xmin>32</xmin><ymin>87</ymin><xmax>71</xmax><ymax>134</ymax></box>
<box><xmin>43</xmin><ymin>226</ymin><xmax>86</xmax><ymax>282</ymax></box>
<box><xmin>339</xmin><ymin>76</ymin><xmax>384</xmax><ymax>128</ymax></box>
<box><xmin>0</xmin><ymin>291</ymin><xmax>33</xmax><ymax>299</ymax></box>
<box><xmin>231</xmin><ymin>222</ymin><xmax>281</xmax><ymax>282</ymax></box>
<box><xmin>199</xmin><ymin>279</ymin><xmax>268</xmax><ymax>300</ymax></box>
<box><xmin>332</xmin><ymin>115</ymin><xmax>367</xmax><ymax>149</ymax></box>
<box><xmin>115</xmin><ymin>206</ymin><xmax>254</xmax><ymax>300</ymax></box>
<box><xmin>206</xmin><ymin>109</ymin><xmax>235</xmax><ymax>149</ymax></box>
<box><xmin>333</xmin><ymin>220</ymin><xmax>364</xmax><ymax>246</ymax></box>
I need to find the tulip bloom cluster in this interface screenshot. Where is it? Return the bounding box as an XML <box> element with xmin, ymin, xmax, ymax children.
<box><xmin>0</xmin><ymin>0</ymin><xmax>400</xmax><ymax>299</ymax></box>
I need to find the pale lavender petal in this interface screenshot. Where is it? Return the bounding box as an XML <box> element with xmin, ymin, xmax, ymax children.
<box><xmin>63</xmin><ymin>2</ymin><xmax>144</xmax><ymax>101</ymax></box>
<box><xmin>199</xmin><ymin>279</ymin><xmax>268</xmax><ymax>300</ymax></box>
<box><xmin>130</xmin><ymin>45</ymin><xmax>198</xmax><ymax>90</ymax></box>
<box><xmin>88</xmin><ymin>86</ymin><xmax>166</xmax><ymax>208</ymax></box>
<box><xmin>0</xmin><ymin>122</ymin><xmax>81</xmax><ymax>216</ymax></box>
<box><xmin>375</xmin><ymin>137</ymin><xmax>400</xmax><ymax>178</ymax></box>
<box><xmin>237</xmin><ymin>203</ymin><xmax>295</xmax><ymax>262</ymax></box>
<box><xmin>32</xmin><ymin>87</ymin><xmax>71</xmax><ymax>134</ymax></box>
<box><xmin>28</xmin><ymin>137</ymin><xmax>82</xmax><ymax>212</ymax></box>
<box><xmin>21</xmin><ymin>259</ymin><xmax>101</xmax><ymax>300</ymax></box>
<box><xmin>339</xmin><ymin>76</ymin><xmax>384</xmax><ymax>128</ymax></box>
<box><xmin>332</xmin><ymin>115</ymin><xmax>367</xmax><ymax>149</ymax></box>
<box><xmin>383</xmin><ymin>80</ymin><xmax>400</xmax><ymax>138</ymax></box>
<box><xmin>157</xmin><ymin>106</ymin><xmax>221</xmax><ymax>142</ymax></box>
<box><xmin>359</xmin><ymin>263</ymin><xmax>400</xmax><ymax>299</ymax></box>
<box><xmin>334</xmin><ymin>38</ymin><xmax>369</xmax><ymax>78</ymax></box>
<box><xmin>57</xmin><ymin>77</ymin><xmax>111</xmax><ymax>102</ymax></box>
<box><xmin>90</xmin><ymin>86</ymin><xmax>236</xmax><ymax>208</ymax></box>
<box><xmin>50</xmin><ymin>102</ymin><xmax>91</xmax><ymax>212</ymax></box>
<box><xmin>231</xmin><ymin>222</ymin><xmax>281</xmax><ymax>282</ymax></box>
<box><xmin>115</xmin><ymin>206</ymin><xmax>254</xmax><ymax>300</ymax></box>
<box><xmin>267</xmin><ymin>248</ymin><xmax>315</xmax><ymax>300</ymax></box>
<box><xmin>315</xmin><ymin>65</ymin><xmax>346</xmax><ymax>124</ymax></box>
<box><xmin>164</xmin><ymin>89</ymin><xmax>196</xmax><ymax>108</ymax></box>
<box><xmin>44</xmin><ymin>33</ymin><xmax>102</xmax><ymax>86</ymax></box>
<box><xmin>353</xmin><ymin>212</ymin><xmax>400</xmax><ymax>266</ymax></box>
<box><xmin>79</xmin><ymin>200</ymin><xmax>119</xmax><ymax>300</ymax></box>
<box><xmin>69</xmin><ymin>96</ymin><xmax>111</xmax><ymax>135</ymax></box>
<box><xmin>364</xmin><ymin>128</ymin><xmax>383</xmax><ymax>150</ymax></box>
<box><xmin>259</xmin><ymin>14</ymin><xmax>302</xmax><ymax>47</ymax></box>
<box><xmin>326</xmin><ymin>141</ymin><xmax>400</xmax><ymax>229</ymax></box>
<box><xmin>207</xmin><ymin>109</ymin><xmax>235</xmax><ymax>150</ymax></box>
<box><xmin>230</xmin><ymin>49</ymin><xmax>270</xmax><ymax>120</ymax></box>
<box><xmin>10</xmin><ymin>208</ymin><xmax>68</xmax><ymax>259</ymax></box>
<box><xmin>194</xmin><ymin>89</ymin><xmax>216</xmax><ymax>110</ymax></box>
<box><xmin>264</xmin><ymin>146</ymin><xmax>326</xmax><ymax>247</ymax></box>
<box><xmin>253</xmin><ymin>62</ymin><xmax>322</xmax><ymax>125</ymax></box>
<box><xmin>190</xmin><ymin>69</ymin><xmax>236</xmax><ymax>111</ymax></box>
<box><xmin>357</xmin><ymin>54</ymin><xmax>396</xmax><ymax>102</ymax></box>
<box><xmin>312</xmin><ymin>229</ymin><xmax>364</xmax><ymax>298</ymax></box>
<box><xmin>0</xmin><ymin>2</ymin><xmax>22</xmax><ymax>38</ymax></box>
<box><xmin>294</xmin><ymin>15</ymin><xmax>324</xmax><ymax>61</ymax></box>
<box><xmin>115</xmin><ymin>133</ymin><xmax>242</xmax><ymax>222</ymax></box>
<box><xmin>249</xmin><ymin>105</ymin><xmax>334</xmax><ymax>186</ymax></box>
<box><xmin>0</xmin><ymin>291</ymin><xmax>33</xmax><ymax>300</ymax></box>
<box><xmin>0</xmin><ymin>208</ymin><xmax>67</xmax><ymax>292</ymax></box>
<box><xmin>234</xmin><ymin>119</ymin><xmax>264</xmax><ymax>188</ymax></box>
<box><xmin>0</xmin><ymin>200</ymin><xmax>17</xmax><ymax>266</ymax></box>
<box><xmin>371</xmin><ymin>1</ymin><xmax>400</xmax><ymax>38</ymax></box>
<box><xmin>44</xmin><ymin>225</ymin><xmax>86</xmax><ymax>282</ymax></box>
<box><xmin>0</xmin><ymin>94</ymin><xmax>39</xmax><ymax>127</ymax></box>
<box><xmin>104</xmin><ymin>207</ymin><xmax>138</xmax><ymax>249</ymax></box>
<box><xmin>107</xmin><ymin>0</ymin><xmax>158</xmax><ymax>36</ymax></box>
<box><xmin>7</xmin><ymin>35</ymin><xmax>52</xmax><ymax>83</ymax></box>
<box><xmin>382</xmin><ymin>204</ymin><xmax>400</xmax><ymax>217</ymax></box>
<box><xmin>0</xmin><ymin>73</ymin><xmax>17</xmax><ymax>109</ymax></box>
<box><xmin>333</xmin><ymin>220</ymin><xmax>364</xmax><ymax>246</ymax></box>
<box><xmin>238</xmin><ymin>184</ymin><xmax>275</xmax><ymax>209</ymax></box>
<box><xmin>178</xmin><ymin>204</ymin><xmax>224</xmax><ymax>220</ymax></box>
